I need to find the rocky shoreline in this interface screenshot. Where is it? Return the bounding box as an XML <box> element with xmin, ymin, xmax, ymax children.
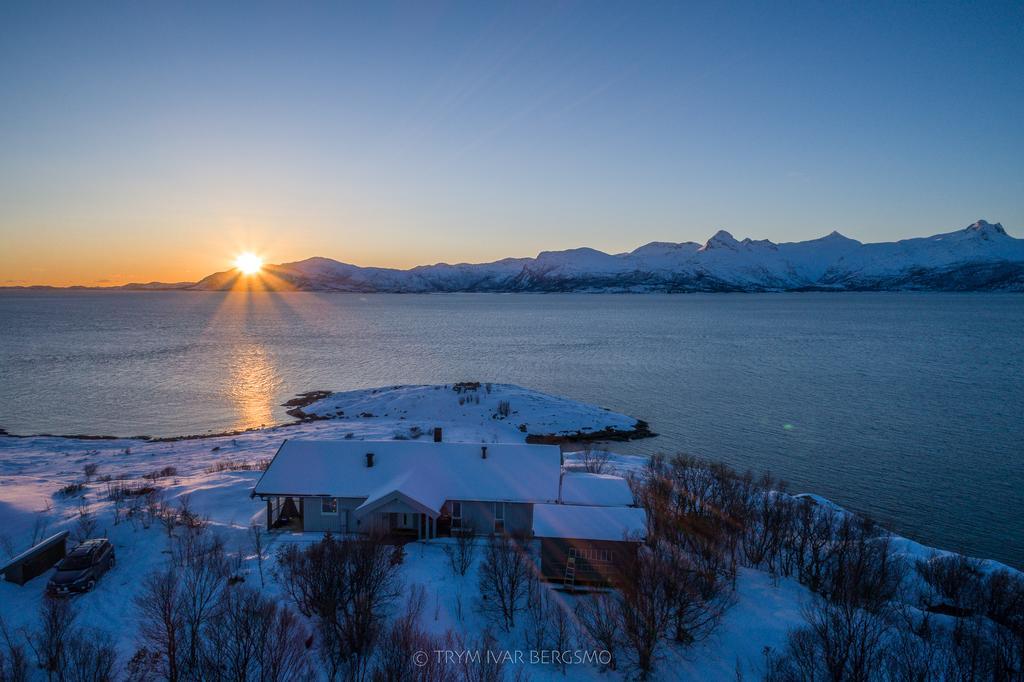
<box><xmin>0</xmin><ymin>385</ymin><xmax>656</xmax><ymax>445</ymax></box>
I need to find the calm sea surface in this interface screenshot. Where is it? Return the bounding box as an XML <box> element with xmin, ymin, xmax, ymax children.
<box><xmin>0</xmin><ymin>291</ymin><xmax>1021</xmax><ymax>567</ymax></box>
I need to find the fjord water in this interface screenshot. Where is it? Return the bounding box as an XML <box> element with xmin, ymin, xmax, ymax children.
<box><xmin>1</xmin><ymin>291</ymin><xmax>1022</xmax><ymax>567</ymax></box>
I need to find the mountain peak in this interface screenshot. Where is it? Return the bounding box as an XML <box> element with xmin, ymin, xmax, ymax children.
<box><xmin>965</xmin><ymin>220</ymin><xmax>1005</xmax><ymax>235</ymax></box>
<box><xmin>701</xmin><ymin>229</ymin><xmax>740</xmax><ymax>251</ymax></box>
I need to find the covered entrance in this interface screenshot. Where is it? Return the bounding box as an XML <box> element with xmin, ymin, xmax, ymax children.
<box><xmin>355</xmin><ymin>489</ymin><xmax>439</xmax><ymax>541</ymax></box>
<box><xmin>264</xmin><ymin>496</ymin><xmax>303</xmax><ymax>531</ymax></box>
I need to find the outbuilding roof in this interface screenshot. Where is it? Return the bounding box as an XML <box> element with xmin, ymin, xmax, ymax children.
<box><xmin>532</xmin><ymin>504</ymin><xmax>647</xmax><ymax>542</ymax></box>
<box><xmin>253</xmin><ymin>440</ymin><xmax>562</xmax><ymax>512</ymax></box>
<box><xmin>560</xmin><ymin>472</ymin><xmax>635</xmax><ymax>506</ymax></box>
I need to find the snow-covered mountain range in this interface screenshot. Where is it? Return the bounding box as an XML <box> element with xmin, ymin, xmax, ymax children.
<box><xmin>190</xmin><ymin>220</ymin><xmax>1024</xmax><ymax>292</ymax></box>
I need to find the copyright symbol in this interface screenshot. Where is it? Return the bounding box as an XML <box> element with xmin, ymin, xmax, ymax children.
<box><xmin>413</xmin><ymin>651</ymin><xmax>427</xmax><ymax>667</ymax></box>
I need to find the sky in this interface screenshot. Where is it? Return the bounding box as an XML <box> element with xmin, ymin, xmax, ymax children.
<box><xmin>1</xmin><ymin>1</ymin><xmax>1022</xmax><ymax>286</ymax></box>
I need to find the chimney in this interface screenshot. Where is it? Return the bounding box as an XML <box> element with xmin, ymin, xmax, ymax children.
<box><xmin>365</xmin><ymin>452</ymin><xmax>374</xmax><ymax>468</ymax></box>
<box><xmin>481</xmin><ymin>445</ymin><xmax>488</xmax><ymax>459</ymax></box>
<box><xmin>433</xmin><ymin>427</ymin><xmax>443</xmax><ymax>443</ymax></box>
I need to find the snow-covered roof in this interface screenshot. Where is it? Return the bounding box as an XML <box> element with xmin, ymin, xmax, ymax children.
<box><xmin>560</xmin><ymin>472</ymin><xmax>634</xmax><ymax>506</ymax></box>
<box><xmin>532</xmin><ymin>504</ymin><xmax>647</xmax><ymax>542</ymax></box>
<box><xmin>254</xmin><ymin>440</ymin><xmax>562</xmax><ymax>511</ymax></box>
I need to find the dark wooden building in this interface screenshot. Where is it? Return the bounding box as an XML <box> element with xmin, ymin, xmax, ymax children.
<box><xmin>0</xmin><ymin>531</ymin><xmax>69</xmax><ymax>586</ymax></box>
<box><xmin>532</xmin><ymin>503</ymin><xmax>646</xmax><ymax>588</ymax></box>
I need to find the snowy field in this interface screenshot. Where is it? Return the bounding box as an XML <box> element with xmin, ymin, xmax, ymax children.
<box><xmin>0</xmin><ymin>383</ymin><xmax>1018</xmax><ymax>680</ymax></box>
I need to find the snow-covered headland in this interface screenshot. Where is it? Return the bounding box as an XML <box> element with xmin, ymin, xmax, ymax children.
<box><xmin>0</xmin><ymin>383</ymin><xmax>1020</xmax><ymax>680</ymax></box>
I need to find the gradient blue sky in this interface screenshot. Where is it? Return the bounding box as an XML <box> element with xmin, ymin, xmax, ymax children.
<box><xmin>1</xmin><ymin>1</ymin><xmax>1022</xmax><ymax>284</ymax></box>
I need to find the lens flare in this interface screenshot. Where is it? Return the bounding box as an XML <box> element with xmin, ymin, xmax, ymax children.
<box><xmin>234</xmin><ymin>252</ymin><xmax>263</xmax><ymax>275</ymax></box>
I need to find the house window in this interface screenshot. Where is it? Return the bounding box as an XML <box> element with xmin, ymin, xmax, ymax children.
<box><xmin>494</xmin><ymin>502</ymin><xmax>505</xmax><ymax>534</ymax></box>
<box><xmin>451</xmin><ymin>501</ymin><xmax>462</xmax><ymax>530</ymax></box>
<box><xmin>321</xmin><ymin>498</ymin><xmax>338</xmax><ymax>515</ymax></box>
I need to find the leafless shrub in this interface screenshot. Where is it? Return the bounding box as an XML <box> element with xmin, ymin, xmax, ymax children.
<box><xmin>134</xmin><ymin>568</ymin><xmax>185</xmax><ymax>681</ymax></box>
<box><xmin>143</xmin><ymin>491</ymin><xmax>161</xmax><ymax>530</ymax></box>
<box><xmin>73</xmin><ymin>500</ymin><xmax>98</xmax><ymax>543</ymax></box>
<box><xmin>764</xmin><ymin>597</ymin><xmax>892</xmax><ymax>682</ymax></box>
<box><xmin>145</xmin><ymin>466</ymin><xmax>177</xmax><ymax>482</ymax></box>
<box><xmin>617</xmin><ymin>545</ymin><xmax>673</xmax><ymax>678</ymax></box>
<box><xmin>883</xmin><ymin>618</ymin><xmax>948</xmax><ymax>682</ymax></box>
<box><xmin>791</xmin><ymin>498</ymin><xmax>837</xmax><ymax>593</ymax></box>
<box><xmin>200</xmin><ymin>584</ymin><xmax>313</xmax><ymax>681</ymax></box>
<box><xmin>371</xmin><ymin>585</ymin><xmax>461</xmax><ymax>682</ymax></box>
<box><xmin>26</xmin><ymin>596</ymin><xmax>78</xmax><ymax>677</ymax></box>
<box><xmin>575</xmin><ymin>593</ymin><xmax>621</xmax><ymax>672</ymax></box>
<box><xmin>655</xmin><ymin>538</ymin><xmax>732</xmax><ymax>645</ymax></box>
<box><xmin>158</xmin><ymin>502</ymin><xmax>178</xmax><ymax>539</ymax></box>
<box><xmin>106</xmin><ymin>480</ymin><xmax>158</xmax><ymax>501</ymax></box>
<box><xmin>277</xmin><ymin>532</ymin><xmax>402</xmax><ymax>680</ymax></box>
<box><xmin>176</xmin><ymin>495</ymin><xmax>208</xmax><ymax>534</ymax></box>
<box><xmin>741</xmin><ymin>484</ymin><xmax>796</xmax><ymax>574</ymax></box>
<box><xmin>579</xmin><ymin>447</ymin><xmax>612</xmax><ymax>474</ymax></box>
<box><xmin>982</xmin><ymin>569</ymin><xmax>1024</xmax><ymax>642</ymax></box>
<box><xmin>0</xmin><ymin>615</ymin><xmax>29</xmax><ymax>682</ymax></box>
<box><xmin>822</xmin><ymin>517</ymin><xmax>905</xmax><ymax>612</ymax></box>
<box><xmin>178</xmin><ymin>537</ymin><xmax>228</xmax><ymax>675</ymax></box>
<box><xmin>456</xmin><ymin>628</ymin><xmax>506</xmax><ymax>682</ymax></box>
<box><xmin>477</xmin><ymin>534</ymin><xmax>533</xmax><ymax>631</ymax></box>
<box><xmin>83</xmin><ymin>463</ymin><xmax>99</xmax><ymax>483</ymax></box>
<box><xmin>250</xmin><ymin>523</ymin><xmax>266</xmax><ymax>588</ymax></box>
<box><xmin>58</xmin><ymin>482</ymin><xmax>86</xmax><ymax>498</ymax></box>
<box><xmin>521</xmin><ymin>582</ymin><xmax>574</xmax><ymax>674</ymax></box>
<box><xmin>204</xmin><ymin>458</ymin><xmax>270</xmax><ymax>473</ymax></box>
<box><xmin>916</xmin><ymin>553</ymin><xmax>985</xmax><ymax>614</ymax></box>
<box><xmin>62</xmin><ymin>629</ymin><xmax>118</xmax><ymax>682</ymax></box>
<box><xmin>495</xmin><ymin>400</ymin><xmax>511</xmax><ymax>418</ymax></box>
<box><xmin>442</xmin><ymin>526</ymin><xmax>477</xmax><ymax>577</ymax></box>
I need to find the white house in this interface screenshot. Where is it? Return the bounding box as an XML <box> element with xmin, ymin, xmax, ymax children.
<box><xmin>251</xmin><ymin>439</ymin><xmax>646</xmax><ymax>573</ymax></box>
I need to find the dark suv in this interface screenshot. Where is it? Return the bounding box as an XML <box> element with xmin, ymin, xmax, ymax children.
<box><xmin>47</xmin><ymin>538</ymin><xmax>115</xmax><ymax>595</ymax></box>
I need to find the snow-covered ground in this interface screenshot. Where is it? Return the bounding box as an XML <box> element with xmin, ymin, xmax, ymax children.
<box><xmin>0</xmin><ymin>383</ymin><xmax>1017</xmax><ymax>680</ymax></box>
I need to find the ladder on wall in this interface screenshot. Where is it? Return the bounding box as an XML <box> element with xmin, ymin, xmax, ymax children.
<box><xmin>564</xmin><ymin>554</ymin><xmax>577</xmax><ymax>592</ymax></box>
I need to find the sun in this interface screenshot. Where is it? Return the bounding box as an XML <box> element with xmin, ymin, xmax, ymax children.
<box><xmin>234</xmin><ymin>252</ymin><xmax>263</xmax><ymax>275</ymax></box>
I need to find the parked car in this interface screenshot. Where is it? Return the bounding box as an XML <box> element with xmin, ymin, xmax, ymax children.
<box><xmin>46</xmin><ymin>538</ymin><xmax>115</xmax><ymax>595</ymax></box>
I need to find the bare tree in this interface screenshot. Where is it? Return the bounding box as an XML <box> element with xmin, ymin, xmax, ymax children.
<box><xmin>0</xmin><ymin>614</ymin><xmax>29</xmax><ymax>682</ymax></box>
<box><xmin>575</xmin><ymin>593</ymin><xmax>621</xmax><ymax>672</ymax></box>
<box><xmin>134</xmin><ymin>568</ymin><xmax>185</xmax><ymax>682</ymax></box>
<box><xmin>174</xmin><ymin>534</ymin><xmax>228</xmax><ymax>676</ymax></box>
<box><xmin>73</xmin><ymin>500</ymin><xmax>98</xmax><ymax>543</ymax></box>
<box><xmin>26</xmin><ymin>596</ymin><xmax>77</xmax><ymax>680</ymax></box>
<box><xmin>456</xmin><ymin>629</ymin><xmax>506</xmax><ymax>682</ymax></box>
<box><xmin>371</xmin><ymin>585</ymin><xmax>460</xmax><ymax>682</ymax></box>
<box><xmin>656</xmin><ymin>539</ymin><xmax>732</xmax><ymax>645</ymax></box>
<box><xmin>823</xmin><ymin>517</ymin><xmax>905</xmax><ymax>612</ymax></box>
<box><xmin>158</xmin><ymin>502</ymin><xmax>178</xmax><ymax>540</ymax></box>
<box><xmin>916</xmin><ymin>553</ymin><xmax>984</xmax><ymax>615</ymax></box>
<box><xmin>765</xmin><ymin>597</ymin><xmax>892</xmax><ymax>682</ymax></box>
<box><xmin>250</xmin><ymin>523</ymin><xmax>266</xmax><ymax>588</ymax></box>
<box><xmin>200</xmin><ymin>584</ymin><xmax>313</xmax><ymax>681</ymax></box>
<box><xmin>477</xmin><ymin>534</ymin><xmax>533</xmax><ymax>632</ymax></box>
<box><xmin>579</xmin><ymin>447</ymin><xmax>612</xmax><ymax>474</ymax></box>
<box><xmin>617</xmin><ymin>546</ymin><xmax>673</xmax><ymax>679</ymax></box>
<box><xmin>442</xmin><ymin>526</ymin><xmax>477</xmax><ymax>577</ymax></box>
<box><xmin>62</xmin><ymin>629</ymin><xmax>117</xmax><ymax>682</ymax></box>
<box><xmin>277</xmin><ymin>532</ymin><xmax>401</xmax><ymax>681</ymax></box>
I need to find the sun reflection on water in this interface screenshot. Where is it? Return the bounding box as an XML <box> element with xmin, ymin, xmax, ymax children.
<box><xmin>227</xmin><ymin>343</ymin><xmax>280</xmax><ymax>431</ymax></box>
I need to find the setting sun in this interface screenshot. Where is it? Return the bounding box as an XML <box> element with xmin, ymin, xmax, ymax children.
<box><xmin>234</xmin><ymin>252</ymin><xmax>263</xmax><ymax>275</ymax></box>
